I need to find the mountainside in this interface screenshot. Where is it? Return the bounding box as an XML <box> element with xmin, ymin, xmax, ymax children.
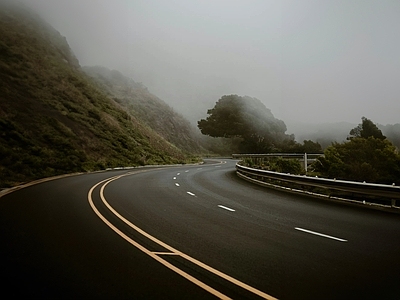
<box><xmin>82</xmin><ymin>66</ymin><xmax>203</xmax><ymax>154</ymax></box>
<box><xmin>0</xmin><ymin>2</ymin><xmax>200</xmax><ymax>188</ymax></box>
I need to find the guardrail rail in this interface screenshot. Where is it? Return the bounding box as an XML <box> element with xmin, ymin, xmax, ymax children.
<box><xmin>235</xmin><ymin>162</ymin><xmax>400</xmax><ymax>212</ymax></box>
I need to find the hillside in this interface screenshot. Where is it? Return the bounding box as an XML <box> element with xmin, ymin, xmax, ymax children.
<box><xmin>82</xmin><ymin>66</ymin><xmax>203</xmax><ymax>154</ymax></box>
<box><xmin>0</xmin><ymin>2</ymin><xmax>200</xmax><ymax>188</ymax></box>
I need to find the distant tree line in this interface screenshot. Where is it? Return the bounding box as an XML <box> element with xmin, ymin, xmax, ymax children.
<box><xmin>198</xmin><ymin>96</ymin><xmax>400</xmax><ymax>185</ymax></box>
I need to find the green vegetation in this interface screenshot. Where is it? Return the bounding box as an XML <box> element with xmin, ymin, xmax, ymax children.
<box><xmin>313</xmin><ymin>117</ymin><xmax>400</xmax><ymax>184</ymax></box>
<box><xmin>0</xmin><ymin>3</ymin><xmax>201</xmax><ymax>188</ymax></box>
<box><xmin>242</xmin><ymin>157</ymin><xmax>303</xmax><ymax>174</ymax></box>
<box><xmin>198</xmin><ymin>94</ymin><xmax>322</xmax><ymax>154</ymax></box>
<box><xmin>2</xmin><ymin>3</ymin><xmax>398</xmax><ymax>189</ymax></box>
<box><xmin>200</xmin><ymin>96</ymin><xmax>399</xmax><ymax>185</ymax></box>
<box><xmin>82</xmin><ymin>66</ymin><xmax>203</xmax><ymax>155</ymax></box>
<box><xmin>348</xmin><ymin>117</ymin><xmax>386</xmax><ymax>140</ymax></box>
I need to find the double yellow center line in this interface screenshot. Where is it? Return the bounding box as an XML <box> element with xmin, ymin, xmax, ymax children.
<box><xmin>88</xmin><ymin>171</ymin><xmax>277</xmax><ymax>299</ymax></box>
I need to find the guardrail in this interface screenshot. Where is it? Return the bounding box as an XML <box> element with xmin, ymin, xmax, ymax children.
<box><xmin>232</xmin><ymin>153</ymin><xmax>322</xmax><ymax>158</ymax></box>
<box><xmin>232</xmin><ymin>153</ymin><xmax>322</xmax><ymax>172</ymax></box>
<box><xmin>236</xmin><ymin>163</ymin><xmax>400</xmax><ymax>211</ymax></box>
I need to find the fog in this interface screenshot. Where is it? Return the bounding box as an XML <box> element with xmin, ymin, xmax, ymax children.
<box><xmin>20</xmin><ymin>0</ymin><xmax>400</xmax><ymax>128</ymax></box>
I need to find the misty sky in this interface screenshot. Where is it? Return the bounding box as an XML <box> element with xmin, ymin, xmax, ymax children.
<box><xmin>21</xmin><ymin>0</ymin><xmax>400</xmax><ymax>126</ymax></box>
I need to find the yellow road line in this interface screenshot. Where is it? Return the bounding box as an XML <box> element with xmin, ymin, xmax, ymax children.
<box><xmin>152</xmin><ymin>252</ymin><xmax>179</xmax><ymax>255</ymax></box>
<box><xmin>88</xmin><ymin>175</ymin><xmax>231</xmax><ymax>299</ymax></box>
<box><xmin>89</xmin><ymin>169</ymin><xmax>277</xmax><ymax>300</ymax></box>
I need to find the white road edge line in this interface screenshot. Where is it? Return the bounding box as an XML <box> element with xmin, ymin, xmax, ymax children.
<box><xmin>187</xmin><ymin>191</ymin><xmax>196</xmax><ymax>196</ymax></box>
<box><xmin>295</xmin><ymin>227</ymin><xmax>347</xmax><ymax>242</ymax></box>
<box><xmin>218</xmin><ymin>205</ymin><xmax>235</xmax><ymax>212</ymax></box>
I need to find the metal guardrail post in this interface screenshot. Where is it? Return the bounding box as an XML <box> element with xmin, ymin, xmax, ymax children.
<box><xmin>304</xmin><ymin>153</ymin><xmax>308</xmax><ymax>174</ymax></box>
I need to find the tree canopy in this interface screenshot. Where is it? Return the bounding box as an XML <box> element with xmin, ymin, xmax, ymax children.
<box><xmin>348</xmin><ymin>117</ymin><xmax>386</xmax><ymax>140</ymax></box>
<box><xmin>198</xmin><ymin>95</ymin><xmax>288</xmax><ymax>153</ymax></box>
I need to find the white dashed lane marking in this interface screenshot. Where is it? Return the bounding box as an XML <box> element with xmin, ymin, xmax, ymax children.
<box><xmin>218</xmin><ymin>205</ymin><xmax>235</xmax><ymax>212</ymax></box>
<box><xmin>295</xmin><ymin>227</ymin><xmax>347</xmax><ymax>242</ymax></box>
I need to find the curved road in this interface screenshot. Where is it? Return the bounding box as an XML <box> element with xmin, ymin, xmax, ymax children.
<box><xmin>1</xmin><ymin>159</ymin><xmax>399</xmax><ymax>299</ymax></box>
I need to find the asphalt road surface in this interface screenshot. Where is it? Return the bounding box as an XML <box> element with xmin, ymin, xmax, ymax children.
<box><xmin>1</xmin><ymin>159</ymin><xmax>399</xmax><ymax>299</ymax></box>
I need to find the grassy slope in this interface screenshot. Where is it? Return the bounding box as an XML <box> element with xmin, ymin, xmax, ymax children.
<box><xmin>82</xmin><ymin>66</ymin><xmax>204</xmax><ymax>154</ymax></box>
<box><xmin>0</xmin><ymin>3</ymin><xmax>198</xmax><ymax>187</ymax></box>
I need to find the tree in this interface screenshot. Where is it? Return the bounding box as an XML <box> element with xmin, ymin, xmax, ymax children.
<box><xmin>198</xmin><ymin>95</ymin><xmax>246</xmax><ymax>138</ymax></box>
<box><xmin>349</xmin><ymin>117</ymin><xmax>386</xmax><ymax>140</ymax></box>
<box><xmin>314</xmin><ymin>118</ymin><xmax>400</xmax><ymax>184</ymax></box>
<box><xmin>198</xmin><ymin>95</ymin><xmax>287</xmax><ymax>153</ymax></box>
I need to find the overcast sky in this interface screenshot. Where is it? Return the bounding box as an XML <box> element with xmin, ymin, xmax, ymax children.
<box><xmin>21</xmin><ymin>0</ymin><xmax>400</xmax><ymax>126</ymax></box>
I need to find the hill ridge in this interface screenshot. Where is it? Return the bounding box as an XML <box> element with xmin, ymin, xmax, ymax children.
<box><xmin>0</xmin><ymin>2</ymin><xmax>200</xmax><ymax>187</ymax></box>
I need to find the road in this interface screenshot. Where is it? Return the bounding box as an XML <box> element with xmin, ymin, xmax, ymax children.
<box><xmin>1</xmin><ymin>159</ymin><xmax>399</xmax><ymax>299</ymax></box>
